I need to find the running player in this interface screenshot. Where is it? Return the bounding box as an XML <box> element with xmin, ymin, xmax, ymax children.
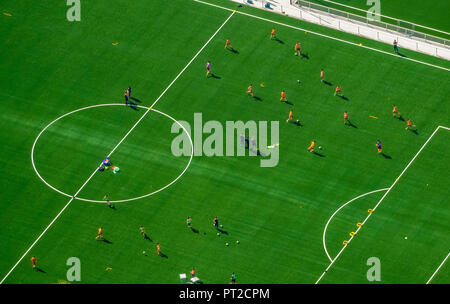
<box><xmin>270</xmin><ymin>28</ymin><xmax>276</xmax><ymax>39</ymax></box>
<box><xmin>392</xmin><ymin>105</ymin><xmax>399</xmax><ymax>118</ymax></box>
<box><xmin>213</xmin><ymin>217</ymin><xmax>219</xmax><ymax>229</ymax></box>
<box><xmin>206</xmin><ymin>61</ymin><xmax>211</xmax><ymax>77</ymax></box>
<box><xmin>186</xmin><ymin>217</ymin><xmax>192</xmax><ymax>229</ymax></box>
<box><xmin>334</xmin><ymin>85</ymin><xmax>341</xmax><ymax>96</ymax></box>
<box><xmin>307</xmin><ymin>140</ymin><xmax>316</xmax><ymax>153</ymax></box>
<box><xmin>280</xmin><ymin>90</ymin><xmax>287</xmax><ymax>102</ymax></box>
<box><xmin>286</xmin><ymin>109</ymin><xmax>293</xmax><ymax>123</ymax></box>
<box><xmin>103</xmin><ymin>194</ymin><xmax>114</xmax><ymax>209</ymax></box>
<box><xmin>405</xmin><ymin>119</ymin><xmax>415</xmax><ymax>130</ymax></box>
<box><xmin>156</xmin><ymin>243</ymin><xmax>161</xmax><ymax>256</ymax></box>
<box><xmin>247</xmin><ymin>84</ymin><xmax>254</xmax><ymax>97</ymax></box>
<box><xmin>295</xmin><ymin>42</ymin><xmax>301</xmax><ymax>56</ymax></box>
<box><xmin>376</xmin><ymin>140</ymin><xmax>382</xmax><ymax>154</ymax></box>
<box><xmin>320</xmin><ymin>69</ymin><xmax>324</xmax><ymax>82</ymax></box>
<box><xmin>31</xmin><ymin>256</ymin><xmax>37</xmax><ymax>269</ymax></box>
<box><xmin>344</xmin><ymin>111</ymin><xmax>349</xmax><ymax>125</ymax></box>
<box><xmin>96</xmin><ymin>227</ymin><xmax>103</xmax><ymax>240</ymax></box>
<box><xmin>225</xmin><ymin>38</ymin><xmax>231</xmax><ymax>49</ymax></box>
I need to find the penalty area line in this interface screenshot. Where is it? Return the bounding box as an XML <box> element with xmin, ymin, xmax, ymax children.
<box><xmin>427</xmin><ymin>252</ymin><xmax>450</xmax><ymax>284</ymax></box>
<box><xmin>315</xmin><ymin>125</ymin><xmax>448</xmax><ymax>284</ymax></box>
<box><xmin>0</xmin><ymin>10</ymin><xmax>235</xmax><ymax>284</ymax></box>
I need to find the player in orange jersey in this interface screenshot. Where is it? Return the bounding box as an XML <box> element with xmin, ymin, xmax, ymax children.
<box><xmin>307</xmin><ymin>140</ymin><xmax>316</xmax><ymax>153</ymax></box>
<box><xmin>280</xmin><ymin>90</ymin><xmax>287</xmax><ymax>102</ymax></box>
<box><xmin>320</xmin><ymin>69</ymin><xmax>324</xmax><ymax>82</ymax></box>
<box><xmin>344</xmin><ymin>111</ymin><xmax>349</xmax><ymax>125</ymax></box>
<box><xmin>96</xmin><ymin>227</ymin><xmax>103</xmax><ymax>240</ymax></box>
<box><xmin>334</xmin><ymin>85</ymin><xmax>341</xmax><ymax>96</ymax></box>
<box><xmin>270</xmin><ymin>28</ymin><xmax>276</xmax><ymax>39</ymax></box>
<box><xmin>31</xmin><ymin>256</ymin><xmax>37</xmax><ymax>269</ymax></box>
<box><xmin>295</xmin><ymin>42</ymin><xmax>301</xmax><ymax>56</ymax></box>
<box><xmin>286</xmin><ymin>110</ymin><xmax>293</xmax><ymax>123</ymax></box>
<box><xmin>405</xmin><ymin>119</ymin><xmax>415</xmax><ymax>130</ymax></box>
<box><xmin>156</xmin><ymin>243</ymin><xmax>161</xmax><ymax>256</ymax></box>
<box><xmin>225</xmin><ymin>38</ymin><xmax>231</xmax><ymax>49</ymax></box>
<box><xmin>247</xmin><ymin>84</ymin><xmax>254</xmax><ymax>97</ymax></box>
<box><xmin>191</xmin><ymin>268</ymin><xmax>196</xmax><ymax>278</ymax></box>
<box><xmin>393</xmin><ymin>105</ymin><xmax>399</xmax><ymax>117</ymax></box>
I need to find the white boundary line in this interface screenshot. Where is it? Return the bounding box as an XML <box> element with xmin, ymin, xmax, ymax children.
<box><xmin>322</xmin><ymin>188</ymin><xmax>389</xmax><ymax>262</ymax></box>
<box><xmin>427</xmin><ymin>252</ymin><xmax>450</xmax><ymax>284</ymax></box>
<box><xmin>193</xmin><ymin>0</ymin><xmax>450</xmax><ymax>72</ymax></box>
<box><xmin>0</xmin><ymin>10</ymin><xmax>235</xmax><ymax>284</ymax></box>
<box><xmin>316</xmin><ymin>125</ymin><xmax>450</xmax><ymax>284</ymax></box>
<box><xmin>31</xmin><ymin>104</ymin><xmax>194</xmax><ymax>203</ymax></box>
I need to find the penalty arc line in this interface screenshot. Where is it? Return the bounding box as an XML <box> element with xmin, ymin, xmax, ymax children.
<box><xmin>426</xmin><ymin>252</ymin><xmax>450</xmax><ymax>284</ymax></box>
<box><xmin>193</xmin><ymin>0</ymin><xmax>450</xmax><ymax>72</ymax></box>
<box><xmin>0</xmin><ymin>10</ymin><xmax>235</xmax><ymax>285</ymax></box>
<box><xmin>315</xmin><ymin>125</ymin><xmax>448</xmax><ymax>284</ymax></box>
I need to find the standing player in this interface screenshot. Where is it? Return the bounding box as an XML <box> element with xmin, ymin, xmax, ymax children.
<box><xmin>344</xmin><ymin>111</ymin><xmax>349</xmax><ymax>125</ymax></box>
<box><xmin>156</xmin><ymin>243</ymin><xmax>161</xmax><ymax>256</ymax></box>
<box><xmin>280</xmin><ymin>90</ymin><xmax>287</xmax><ymax>102</ymax></box>
<box><xmin>225</xmin><ymin>38</ymin><xmax>231</xmax><ymax>49</ymax></box>
<box><xmin>405</xmin><ymin>119</ymin><xmax>415</xmax><ymax>130</ymax></box>
<box><xmin>96</xmin><ymin>227</ymin><xmax>103</xmax><ymax>240</ymax></box>
<box><xmin>230</xmin><ymin>272</ymin><xmax>237</xmax><ymax>284</ymax></box>
<box><xmin>139</xmin><ymin>226</ymin><xmax>147</xmax><ymax>239</ymax></box>
<box><xmin>213</xmin><ymin>217</ymin><xmax>219</xmax><ymax>230</ymax></box>
<box><xmin>206</xmin><ymin>61</ymin><xmax>211</xmax><ymax>77</ymax></box>
<box><xmin>376</xmin><ymin>140</ymin><xmax>382</xmax><ymax>154</ymax></box>
<box><xmin>247</xmin><ymin>84</ymin><xmax>254</xmax><ymax>97</ymax></box>
<box><xmin>295</xmin><ymin>42</ymin><xmax>301</xmax><ymax>56</ymax></box>
<box><xmin>286</xmin><ymin>109</ymin><xmax>293</xmax><ymax>123</ymax></box>
<box><xmin>186</xmin><ymin>217</ymin><xmax>192</xmax><ymax>229</ymax></box>
<box><xmin>191</xmin><ymin>268</ymin><xmax>196</xmax><ymax>278</ymax></box>
<box><xmin>103</xmin><ymin>194</ymin><xmax>114</xmax><ymax>209</ymax></box>
<box><xmin>392</xmin><ymin>105</ymin><xmax>399</xmax><ymax>118</ymax></box>
<box><xmin>393</xmin><ymin>40</ymin><xmax>399</xmax><ymax>54</ymax></box>
<box><xmin>307</xmin><ymin>140</ymin><xmax>316</xmax><ymax>153</ymax></box>
<box><xmin>124</xmin><ymin>87</ymin><xmax>130</xmax><ymax>106</ymax></box>
<box><xmin>31</xmin><ymin>256</ymin><xmax>37</xmax><ymax>269</ymax></box>
<box><xmin>334</xmin><ymin>85</ymin><xmax>342</xmax><ymax>96</ymax></box>
<box><xmin>320</xmin><ymin>69</ymin><xmax>324</xmax><ymax>82</ymax></box>
<box><xmin>270</xmin><ymin>28</ymin><xmax>276</xmax><ymax>40</ymax></box>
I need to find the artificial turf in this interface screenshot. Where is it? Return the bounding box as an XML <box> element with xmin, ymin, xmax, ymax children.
<box><xmin>0</xmin><ymin>0</ymin><xmax>449</xmax><ymax>284</ymax></box>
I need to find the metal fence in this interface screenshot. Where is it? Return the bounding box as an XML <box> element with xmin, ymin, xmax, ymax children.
<box><xmin>291</xmin><ymin>0</ymin><xmax>450</xmax><ymax>48</ymax></box>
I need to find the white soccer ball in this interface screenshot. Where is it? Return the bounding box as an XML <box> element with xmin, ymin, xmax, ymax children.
<box><xmin>226</xmin><ymin>243</ymin><xmax>229</xmax><ymax>246</ymax></box>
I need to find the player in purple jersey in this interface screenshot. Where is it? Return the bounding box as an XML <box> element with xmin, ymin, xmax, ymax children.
<box><xmin>206</xmin><ymin>61</ymin><xmax>211</xmax><ymax>77</ymax></box>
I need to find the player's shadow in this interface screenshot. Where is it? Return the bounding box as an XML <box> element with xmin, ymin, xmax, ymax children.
<box><xmin>381</xmin><ymin>153</ymin><xmax>392</xmax><ymax>159</ymax></box>
<box><xmin>347</xmin><ymin>121</ymin><xmax>357</xmax><ymax>128</ymax></box>
<box><xmin>274</xmin><ymin>38</ymin><xmax>284</xmax><ymax>44</ymax></box>
<box><xmin>397</xmin><ymin>115</ymin><xmax>405</xmax><ymax>121</ymax></box>
<box><xmin>128</xmin><ymin>102</ymin><xmax>139</xmax><ymax>111</ymax></box>
<box><xmin>293</xmin><ymin>120</ymin><xmax>302</xmax><ymax>127</ymax></box>
<box><xmin>191</xmin><ymin>228</ymin><xmax>199</xmax><ymax>234</ymax></box>
<box><xmin>397</xmin><ymin>52</ymin><xmax>407</xmax><ymax>58</ymax></box>
<box><xmin>301</xmin><ymin>53</ymin><xmax>309</xmax><ymax>59</ymax></box>
<box><xmin>144</xmin><ymin>235</ymin><xmax>153</xmax><ymax>242</ymax></box>
<box><xmin>340</xmin><ymin>95</ymin><xmax>349</xmax><ymax>101</ymax></box>
<box><xmin>102</xmin><ymin>238</ymin><xmax>112</xmax><ymax>244</ymax></box>
<box><xmin>210</xmin><ymin>73</ymin><xmax>221</xmax><ymax>79</ymax></box>
<box><xmin>313</xmin><ymin>151</ymin><xmax>325</xmax><ymax>157</ymax></box>
<box><xmin>284</xmin><ymin>100</ymin><xmax>294</xmax><ymax>105</ymax></box>
<box><xmin>322</xmin><ymin>80</ymin><xmax>332</xmax><ymax>86</ymax></box>
<box><xmin>228</xmin><ymin>48</ymin><xmax>239</xmax><ymax>54</ymax></box>
<box><xmin>409</xmin><ymin>129</ymin><xmax>419</xmax><ymax>135</ymax></box>
<box><xmin>36</xmin><ymin>267</ymin><xmax>46</xmax><ymax>274</ymax></box>
<box><xmin>253</xmin><ymin>96</ymin><xmax>262</xmax><ymax>101</ymax></box>
<box><xmin>130</xmin><ymin>97</ymin><xmax>141</xmax><ymax>103</ymax></box>
<box><xmin>160</xmin><ymin>253</ymin><xmax>168</xmax><ymax>259</ymax></box>
<box><xmin>217</xmin><ymin>228</ymin><xmax>228</xmax><ymax>235</ymax></box>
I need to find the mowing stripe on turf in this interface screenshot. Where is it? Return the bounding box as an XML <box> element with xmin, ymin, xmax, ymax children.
<box><xmin>315</xmin><ymin>125</ymin><xmax>449</xmax><ymax>284</ymax></box>
<box><xmin>426</xmin><ymin>252</ymin><xmax>450</xmax><ymax>284</ymax></box>
<box><xmin>193</xmin><ymin>0</ymin><xmax>450</xmax><ymax>72</ymax></box>
<box><xmin>0</xmin><ymin>10</ymin><xmax>235</xmax><ymax>284</ymax></box>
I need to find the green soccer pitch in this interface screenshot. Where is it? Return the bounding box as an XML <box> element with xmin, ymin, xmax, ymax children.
<box><xmin>0</xmin><ymin>0</ymin><xmax>449</xmax><ymax>284</ymax></box>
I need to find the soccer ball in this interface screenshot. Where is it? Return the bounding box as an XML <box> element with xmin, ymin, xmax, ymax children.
<box><xmin>217</xmin><ymin>232</ymin><xmax>220</xmax><ymax>236</ymax></box>
<box><xmin>226</xmin><ymin>243</ymin><xmax>229</xmax><ymax>246</ymax></box>
<box><xmin>318</xmin><ymin>146</ymin><xmax>322</xmax><ymax>150</ymax></box>
<box><xmin>297</xmin><ymin>80</ymin><xmax>300</xmax><ymax>83</ymax></box>
<box><xmin>142</xmin><ymin>251</ymin><xmax>146</xmax><ymax>255</ymax></box>
<box><xmin>236</xmin><ymin>240</ymin><xmax>240</xmax><ymax>244</ymax></box>
<box><xmin>220</xmin><ymin>224</ymin><xmax>223</xmax><ymax>228</ymax></box>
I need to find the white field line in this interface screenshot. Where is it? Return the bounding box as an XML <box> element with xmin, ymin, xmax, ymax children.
<box><xmin>426</xmin><ymin>252</ymin><xmax>450</xmax><ymax>284</ymax></box>
<box><xmin>315</xmin><ymin>125</ymin><xmax>449</xmax><ymax>284</ymax></box>
<box><xmin>193</xmin><ymin>0</ymin><xmax>450</xmax><ymax>72</ymax></box>
<box><xmin>0</xmin><ymin>10</ymin><xmax>235</xmax><ymax>284</ymax></box>
<box><xmin>322</xmin><ymin>188</ymin><xmax>389</xmax><ymax>262</ymax></box>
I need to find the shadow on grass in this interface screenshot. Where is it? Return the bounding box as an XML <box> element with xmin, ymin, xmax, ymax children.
<box><xmin>217</xmin><ymin>228</ymin><xmax>228</xmax><ymax>235</ymax></box>
<box><xmin>253</xmin><ymin>96</ymin><xmax>262</xmax><ymax>101</ymax></box>
<box><xmin>36</xmin><ymin>267</ymin><xmax>46</xmax><ymax>274</ymax></box>
<box><xmin>313</xmin><ymin>151</ymin><xmax>325</xmax><ymax>157</ymax></box>
<box><xmin>381</xmin><ymin>153</ymin><xmax>392</xmax><ymax>159</ymax></box>
<box><xmin>103</xmin><ymin>238</ymin><xmax>112</xmax><ymax>244</ymax></box>
<box><xmin>347</xmin><ymin>121</ymin><xmax>357</xmax><ymax>128</ymax></box>
<box><xmin>160</xmin><ymin>253</ymin><xmax>168</xmax><ymax>259</ymax></box>
<box><xmin>130</xmin><ymin>97</ymin><xmax>141</xmax><ymax>103</ymax></box>
<box><xmin>191</xmin><ymin>228</ymin><xmax>199</xmax><ymax>234</ymax></box>
<box><xmin>228</xmin><ymin>48</ymin><xmax>239</xmax><ymax>54</ymax></box>
<box><xmin>301</xmin><ymin>53</ymin><xmax>309</xmax><ymax>59</ymax></box>
<box><xmin>210</xmin><ymin>73</ymin><xmax>221</xmax><ymax>79</ymax></box>
<box><xmin>323</xmin><ymin>80</ymin><xmax>332</xmax><ymax>86</ymax></box>
<box><xmin>144</xmin><ymin>235</ymin><xmax>153</xmax><ymax>242</ymax></box>
<box><xmin>409</xmin><ymin>129</ymin><xmax>419</xmax><ymax>135</ymax></box>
